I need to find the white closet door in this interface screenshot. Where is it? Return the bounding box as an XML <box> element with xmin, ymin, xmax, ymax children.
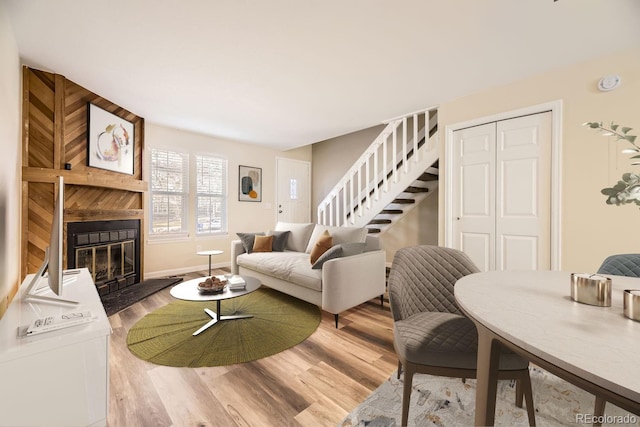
<box><xmin>452</xmin><ymin>112</ymin><xmax>551</xmax><ymax>271</ymax></box>
<box><xmin>496</xmin><ymin>112</ymin><xmax>551</xmax><ymax>270</ymax></box>
<box><xmin>452</xmin><ymin>122</ymin><xmax>496</xmax><ymax>271</ymax></box>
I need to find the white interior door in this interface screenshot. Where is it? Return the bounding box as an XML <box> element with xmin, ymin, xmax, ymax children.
<box><xmin>451</xmin><ymin>112</ymin><xmax>551</xmax><ymax>271</ymax></box>
<box><xmin>276</xmin><ymin>158</ymin><xmax>311</xmax><ymax>223</ymax></box>
<box><xmin>452</xmin><ymin>123</ymin><xmax>496</xmax><ymax>271</ymax></box>
<box><xmin>496</xmin><ymin>112</ymin><xmax>551</xmax><ymax>270</ymax></box>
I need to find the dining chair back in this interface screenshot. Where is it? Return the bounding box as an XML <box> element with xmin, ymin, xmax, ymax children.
<box><xmin>592</xmin><ymin>253</ymin><xmax>640</xmax><ymax>424</ymax></box>
<box><xmin>597</xmin><ymin>253</ymin><xmax>640</xmax><ymax>277</ymax></box>
<box><xmin>388</xmin><ymin>245</ymin><xmax>536</xmax><ymax>426</ymax></box>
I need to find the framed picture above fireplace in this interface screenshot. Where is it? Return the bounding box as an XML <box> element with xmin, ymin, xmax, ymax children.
<box><xmin>87</xmin><ymin>103</ymin><xmax>135</xmax><ymax>175</ymax></box>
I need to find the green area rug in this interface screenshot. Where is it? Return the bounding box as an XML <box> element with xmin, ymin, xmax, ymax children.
<box><xmin>127</xmin><ymin>287</ymin><xmax>320</xmax><ymax>367</ymax></box>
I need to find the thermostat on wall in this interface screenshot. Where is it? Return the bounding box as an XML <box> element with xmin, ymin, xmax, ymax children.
<box><xmin>597</xmin><ymin>75</ymin><xmax>621</xmax><ymax>92</ymax></box>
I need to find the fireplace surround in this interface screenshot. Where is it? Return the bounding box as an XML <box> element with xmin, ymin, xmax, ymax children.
<box><xmin>67</xmin><ymin>220</ymin><xmax>141</xmax><ymax>296</ymax></box>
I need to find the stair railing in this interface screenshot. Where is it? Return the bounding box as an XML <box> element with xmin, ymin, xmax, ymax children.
<box><xmin>318</xmin><ymin>106</ymin><xmax>438</xmax><ymax>227</ymax></box>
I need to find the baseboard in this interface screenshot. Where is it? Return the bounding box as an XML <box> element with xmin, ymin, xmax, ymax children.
<box><xmin>144</xmin><ymin>261</ymin><xmax>231</xmax><ymax>279</ymax></box>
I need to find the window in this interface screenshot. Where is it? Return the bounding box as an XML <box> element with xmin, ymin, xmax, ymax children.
<box><xmin>196</xmin><ymin>155</ymin><xmax>227</xmax><ymax>235</ymax></box>
<box><xmin>150</xmin><ymin>148</ymin><xmax>188</xmax><ymax>235</ymax></box>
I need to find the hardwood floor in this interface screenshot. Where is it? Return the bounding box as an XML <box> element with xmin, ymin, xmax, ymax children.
<box><xmin>107</xmin><ymin>269</ymin><xmax>396</xmax><ymax>427</ymax></box>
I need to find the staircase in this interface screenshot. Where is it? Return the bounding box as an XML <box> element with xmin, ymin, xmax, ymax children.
<box><xmin>317</xmin><ymin>107</ymin><xmax>439</xmax><ymax>234</ymax></box>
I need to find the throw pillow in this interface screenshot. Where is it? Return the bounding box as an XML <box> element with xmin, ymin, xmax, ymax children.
<box><xmin>267</xmin><ymin>230</ymin><xmax>290</xmax><ymax>252</ymax></box>
<box><xmin>310</xmin><ymin>230</ymin><xmax>333</xmax><ymax>264</ymax></box>
<box><xmin>340</xmin><ymin>242</ymin><xmax>367</xmax><ymax>257</ymax></box>
<box><xmin>311</xmin><ymin>244</ymin><xmax>343</xmax><ymax>269</ymax></box>
<box><xmin>274</xmin><ymin>222</ymin><xmax>315</xmax><ymax>252</ymax></box>
<box><xmin>310</xmin><ymin>242</ymin><xmax>367</xmax><ymax>269</ymax></box>
<box><xmin>236</xmin><ymin>232</ymin><xmax>265</xmax><ymax>254</ymax></box>
<box><xmin>252</xmin><ymin>235</ymin><xmax>274</xmax><ymax>252</ymax></box>
<box><xmin>304</xmin><ymin>225</ymin><xmax>367</xmax><ymax>253</ymax></box>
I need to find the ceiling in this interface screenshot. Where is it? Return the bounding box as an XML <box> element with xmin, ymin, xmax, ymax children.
<box><xmin>5</xmin><ymin>0</ymin><xmax>640</xmax><ymax>150</ymax></box>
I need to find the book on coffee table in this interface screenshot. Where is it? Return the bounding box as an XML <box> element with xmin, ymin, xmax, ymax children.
<box><xmin>227</xmin><ymin>276</ymin><xmax>246</xmax><ymax>290</ymax></box>
<box><xmin>215</xmin><ymin>275</ymin><xmax>246</xmax><ymax>290</ymax></box>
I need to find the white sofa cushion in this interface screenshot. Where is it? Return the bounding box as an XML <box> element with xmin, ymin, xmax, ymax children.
<box><xmin>304</xmin><ymin>224</ymin><xmax>368</xmax><ymax>254</ymax></box>
<box><xmin>236</xmin><ymin>251</ymin><xmax>322</xmax><ymax>291</ymax></box>
<box><xmin>274</xmin><ymin>222</ymin><xmax>315</xmax><ymax>252</ymax></box>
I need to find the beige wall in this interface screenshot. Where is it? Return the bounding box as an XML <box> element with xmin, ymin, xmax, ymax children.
<box><xmin>0</xmin><ymin>3</ymin><xmax>21</xmax><ymax>317</ymax></box>
<box><xmin>438</xmin><ymin>46</ymin><xmax>640</xmax><ymax>272</ymax></box>
<box><xmin>311</xmin><ymin>124</ymin><xmax>439</xmax><ymax>263</ymax></box>
<box><xmin>144</xmin><ymin>123</ymin><xmax>311</xmax><ymax>277</ymax></box>
<box><xmin>381</xmin><ymin>188</ymin><xmax>439</xmax><ymax>263</ymax></box>
<box><xmin>311</xmin><ymin>124</ymin><xmax>385</xmax><ymax>221</ymax></box>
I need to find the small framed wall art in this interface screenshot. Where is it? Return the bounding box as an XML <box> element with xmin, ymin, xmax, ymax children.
<box><xmin>238</xmin><ymin>165</ymin><xmax>262</xmax><ymax>202</ymax></box>
<box><xmin>87</xmin><ymin>103</ymin><xmax>135</xmax><ymax>175</ymax></box>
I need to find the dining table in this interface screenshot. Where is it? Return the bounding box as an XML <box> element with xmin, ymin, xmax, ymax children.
<box><xmin>454</xmin><ymin>270</ymin><xmax>640</xmax><ymax>426</ymax></box>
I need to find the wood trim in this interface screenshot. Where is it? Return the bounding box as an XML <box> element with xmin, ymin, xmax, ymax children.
<box><xmin>139</xmin><ymin>117</ymin><xmax>146</xmax><ymax>281</ymax></box>
<box><xmin>21</xmin><ymin>182</ymin><xmax>29</xmax><ymax>279</ymax></box>
<box><xmin>54</xmin><ymin>74</ymin><xmax>65</xmax><ymax>170</ymax></box>
<box><xmin>21</xmin><ymin>66</ymin><xmax>30</xmax><ymax>167</ymax></box>
<box><xmin>21</xmin><ymin>67</ymin><xmax>30</xmax><ymax>279</ymax></box>
<box><xmin>64</xmin><ymin>209</ymin><xmax>144</xmax><ymax>222</ymax></box>
<box><xmin>23</xmin><ymin>167</ymin><xmax>148</xmax><ymax>192</ymax></box>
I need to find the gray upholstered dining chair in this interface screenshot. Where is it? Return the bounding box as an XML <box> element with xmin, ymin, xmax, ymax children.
<box><xmin>388</xmin><ymin>245</ymin><xmax>536</xmax><ymax>427</ymax></box>
<box><xmin>597</xmin><ymin>253</ymin><xmax>640</xmax><ymax>278</ymax></box>
<box><xmin>592</xmin><ymin>254</ymin><xmax>640</xmax><ymax>423</ymax></box>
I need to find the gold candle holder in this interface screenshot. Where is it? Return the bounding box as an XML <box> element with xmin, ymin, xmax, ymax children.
<box><xmin>570</xmin><ymin>273</ymin><xmax>612</xmax><ymax>307</ymax></box>
<box><xmin>623</xmin><ymin>289</ymin><xmax>640</xmax><ymax>321</ymax></box>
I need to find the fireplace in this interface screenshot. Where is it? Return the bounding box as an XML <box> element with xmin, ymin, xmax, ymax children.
<box><xmin>67</xmin><ymin>220</ymin><xmax>141</xmax><ymax>296</ymax></box>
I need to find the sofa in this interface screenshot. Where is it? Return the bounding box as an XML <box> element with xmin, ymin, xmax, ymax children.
<box><xmin>231</xmin><ymin>222</ymin><xmax>386</xmax><ymax>327</ymax></box>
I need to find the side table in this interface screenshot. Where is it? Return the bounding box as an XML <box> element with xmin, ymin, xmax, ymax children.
<box><xmin>197</xmin><ymin>249</ymin><xmax>223</xmax><ymax>276</ymax></box>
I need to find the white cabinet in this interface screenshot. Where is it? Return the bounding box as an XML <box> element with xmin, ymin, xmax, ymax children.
<box><xmin>0</xmin><ymin>269</ymin><xmax>111</xmax><ymax>427</ymax></box>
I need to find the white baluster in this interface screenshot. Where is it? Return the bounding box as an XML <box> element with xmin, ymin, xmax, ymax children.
<box><xmin>392</xmin><ymin>126</ymin><xmax>398</xmax><ymax>183</ymax></box>
<box><xmin>366</xmin><ymin>156</ymin><xmax>371</xmax><ymax>209</ymax></box>
<box><xmin>373</xmin><ymin>145</ymin><xmax>379</xmax><ymax>201</ymax></box>
<box><xmin>403</xmin><ymin>117</ymin><xmax>408</xmax><ymax>173</ymax></box>
<box><xmin>413</xmin><ymin>113</ymin><xmax>419</xmax><ymax>163</ymax></box>
<box><xmin>357</xmin><ymin>166</ymin><xmax>362</xmax><ymax>217</ymax></box>
<box><xmin>342</xmin><ymin>186</ymin><xmax>348</xmax><ymax>226</ymax></box>
<box><xmin>383</xmin><ymin>134</ymin><xmax>388</xmax><ymax>192</ymax></box>
<box><xmin>350</xmin><ymin>174</ymin><xmax>355</xmax><ymax>224</ymax></box>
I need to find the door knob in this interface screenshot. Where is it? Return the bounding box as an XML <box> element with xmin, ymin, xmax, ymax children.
<box><xmin>278</xmin><ymin>210</ymin><xmax>283</xmax><ymax>213</ymax></box>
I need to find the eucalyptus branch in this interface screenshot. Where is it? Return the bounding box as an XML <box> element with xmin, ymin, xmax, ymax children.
<box><xmin>601</xmin><ymin>173</ymin><xmax>640</xmax><ymax>207</ymax></box>
<box><xmin>585</xmin><ymin>122</ymin><xmax>640</xmax><ymax>209</ymax></box>
<box><xmin>583</xmin><ymin>121</ymin><xmax>639</xmax><ymax>150</ymax></box>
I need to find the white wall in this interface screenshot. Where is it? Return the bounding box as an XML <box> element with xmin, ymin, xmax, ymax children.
<box><xmin>0</xmin><ymin>3</ymin><xmax>21</xmax><ymax>316</ymax></box>
<box><xmin>143</xmin><ymin>123</ymin><xmax>311</xmax><ymax>277</ymax></box>
<box><xmin>438</xmin><ymin>46</ymin><xmax>640</xmax><ymax>272</ymax></box>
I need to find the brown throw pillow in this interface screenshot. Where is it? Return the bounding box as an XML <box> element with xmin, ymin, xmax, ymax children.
<box><xmin>253</xmin><ymin>235</ymin><xmax>274</xmax><ymax>252</ymax></box>
<box><xmin>310</xmin><ymin>230</ymin><xmax>333</xmax><ymax>264</ymax></box>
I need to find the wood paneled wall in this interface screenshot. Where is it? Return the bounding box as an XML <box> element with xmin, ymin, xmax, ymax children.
<box><xmin>21</xmin><ymin>67</ymin><xmax>147</xmax><ymax>280</ymax></box>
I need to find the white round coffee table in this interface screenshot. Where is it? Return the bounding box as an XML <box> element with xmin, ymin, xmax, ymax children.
<box><xmin>170</xmin><ymin>275</ymin><xmax>260</xmax><ymax>336</ymax></box>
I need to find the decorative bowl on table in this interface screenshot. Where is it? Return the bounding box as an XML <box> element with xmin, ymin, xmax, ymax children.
<box><xmin>197</xmin><ymin>276</ymin><xmax>227</xmax><ymax>294</ymax></box>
